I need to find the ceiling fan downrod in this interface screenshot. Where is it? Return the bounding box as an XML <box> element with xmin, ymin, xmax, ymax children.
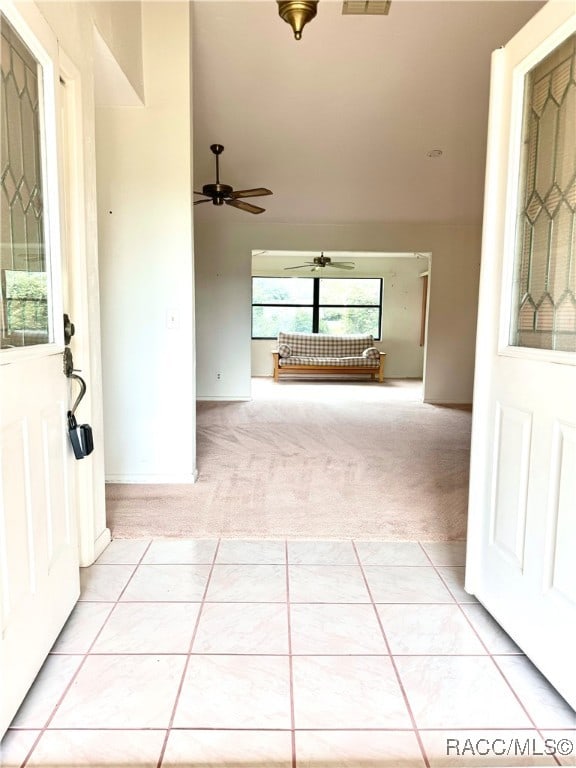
<box><xmin>208</xmin><ymin>144</ymin><xmax>228</xmax><ymax>205</ymax></box>
<box><xmin>210</xmin><ymin>144</ymin><xmax>223</xmax><ymax>184</ymax></box>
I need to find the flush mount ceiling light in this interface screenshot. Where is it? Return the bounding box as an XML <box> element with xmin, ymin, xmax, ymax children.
<box><xmin>277</xmin><ymin>0</ymin><xmax>318</xmax><ymax>40</ymax></box>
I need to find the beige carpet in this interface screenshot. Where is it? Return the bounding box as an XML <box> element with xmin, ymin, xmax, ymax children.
<box><xmin>107</xmin><ymin>379</ymin><xmax>471</xmax><ymax>541</ymax></box>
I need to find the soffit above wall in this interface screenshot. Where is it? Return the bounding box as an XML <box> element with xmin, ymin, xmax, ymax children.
<box><xmin>251</xmin><ymin>250</ymin><xmax>431</xmax><ymax>273</ymax></box>
<box><xmin>93</xmin><ymin>27</ymin><xmax>144</xmax><ymax>107</ymax></box>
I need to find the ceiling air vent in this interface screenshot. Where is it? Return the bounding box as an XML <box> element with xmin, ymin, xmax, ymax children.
<box><xmin>342</xmin><ymin>0</ymin><xmax>391</xmax><ymax>15</ymax></box>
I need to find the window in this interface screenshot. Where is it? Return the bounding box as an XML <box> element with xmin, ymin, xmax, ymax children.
<box><xmin>252</xmin><ymin>276</ymin><xmax>383</xmax><ymax>339</ymax></box>
<box><xmin>1</xmin><ymin>13</ymin><xmax>51</xmax><ymax>348</ymax></box>
<box><xmin>1</xmin><ymin>270</ymin><xmax>49</xmax><ymax>345</ymax></box>
<box><xmin>509</xmin><ymin>34</ymin><xmax>576</xmax><ymax>352</ymax></box>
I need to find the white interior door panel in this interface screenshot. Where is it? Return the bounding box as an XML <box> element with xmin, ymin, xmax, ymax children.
<box><xmin>0</xmin><ymin>0</ymin><xmax>79</xmax><ymax>736</ymax></box>
<box><xmin>467</xmin><ymin>2</ymin><xmax>576</xmax><ymax>709</ymax></box>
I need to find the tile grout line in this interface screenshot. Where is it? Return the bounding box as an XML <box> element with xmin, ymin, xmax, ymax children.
<box><xmin>19</xmin><ymin>540</ymin><xmax>154</xmax><ymax>768</ymax></box>
<box><xmin>12</xmin><ymin>725</ymin><xmax>574</xmax><ymax>732</ymax></box>
<box><xmin>351</xmin><ymin>541</ymin><xmax>430</xmax><ymax>768</ymax></box>
<box><xmin>43</xmin><ymin>651</ymin><xmax>522</xmax><ymax>658</ymax></box>
<box><xmin>155</xmin><ymin>538</ymin><xmax>222</xmax><ymax>768</ymax></box>
<box><xmin>74</xmin><ymin>599</ymin><xmax>461</xmax><ymax>605</ymax></box>
<box><xmin>416</xmin><ymin>542</ymin><xmax>562</xmax><ymax>766</ymax></box>
<box><xmin>81</xmin><ymin>562</ymin><xmax>469</xmax><ymax>568</ymax></box>
<box><xmin>285</xmin><ymin>540</ymin><xmax>297</xmax><ymax>768</ymax></box>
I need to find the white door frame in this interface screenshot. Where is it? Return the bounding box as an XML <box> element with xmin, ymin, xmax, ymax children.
<box><xmin>57</xmin><ymin>47</ymin><xmax>110</xmax><ymax>566</ymax></box>
<box><xmin>2</xmin><ymin>0</ymin><xmax>110</xmax><ymax>568</ymax></box>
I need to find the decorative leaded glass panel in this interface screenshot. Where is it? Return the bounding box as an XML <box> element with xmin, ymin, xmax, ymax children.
<box><xmin>0</xmin><ymin>13</ymin><xmax>49</xmax><ymax>348</ymax></box>
<box><xmin>510</xmin><ymin>34</ymin><xmax>576</xmax><ymax>352</ymax></box>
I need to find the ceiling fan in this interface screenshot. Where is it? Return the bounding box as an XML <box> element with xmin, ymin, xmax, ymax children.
<box><xmin>194</xmin><ymin>144</ymin><xmax>273</xmax><ymax>215</ymax></box>
<box><xmin>284</xmin><ymin>253</ymin><xmax>355</xmax><ymax>272</ymax></box>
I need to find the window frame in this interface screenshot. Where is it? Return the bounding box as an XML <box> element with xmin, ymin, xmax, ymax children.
<box><xmin>251</xmin><ymin>276</ymin><xmax>383</xmax><ymax>340</ymax></box>
<box><xmin>0</xmin><ymin>7</ymin><xmax>63</xmax><ymax>355</ymax></box>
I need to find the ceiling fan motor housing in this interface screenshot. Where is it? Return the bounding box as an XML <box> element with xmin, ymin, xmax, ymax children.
<box><xmin>202</xmin><ymin>182</ymin><xmax>234</xmax><ymax>205</ymax></box>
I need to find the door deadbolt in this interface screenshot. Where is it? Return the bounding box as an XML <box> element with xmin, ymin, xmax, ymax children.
<box><xmin>63</xmin><ymin>313</ymin><xmax>75</xmax><ymax>346</ymax></box>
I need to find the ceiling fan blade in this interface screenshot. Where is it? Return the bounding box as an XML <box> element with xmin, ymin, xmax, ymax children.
<box><xmin>194</xmin><ymin>198</ymin><xmax>211</xmax><ymax>205</ymax></box>
<box><xmin>226</xmin><ymin>199</ymin><xmax>265</xmax><ymax>215</ymax></box>
<box><xmin>230</xmin><ymin>188</ymin><xmax>273</xmax><ymax>199</ymax></box>
<box><xmin>330</xmin><ymin>263</ymin><xmax>355</xmax><ymax>270</ymax></box>
<box><xmin>284</xmin><ymin>264</ymin><xmax>311</xmax><ymax>270</ymax></box>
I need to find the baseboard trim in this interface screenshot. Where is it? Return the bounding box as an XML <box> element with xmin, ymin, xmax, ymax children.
<box><xmin>105</xmin><ymin>471</ymin><xmax>198</xmax><ymax>484</ymax></box>
<box><xmin>93</xmin><ymin>527</ymin><xmax>112</xmax><ymax>561</ymax></box>
<box><xmin>424</xmin><ymin>400</ymin><xmax>473</xmax><ymax>409</ymax></box>
<box><xmin>196</xmin><ymin>396</ymin><xmax>251</xmax><ymax>402</ymax></box>
<box><xmin>78</xmin><ymin>527</ymin><xmax>111</xmax><ymax>567</ymax></box>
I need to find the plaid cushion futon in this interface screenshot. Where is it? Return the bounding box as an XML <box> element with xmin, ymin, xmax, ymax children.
<box><xmin>277</xmin><ymin>332</ymin><xmax>379</xmax><ymax>367</ymax></box>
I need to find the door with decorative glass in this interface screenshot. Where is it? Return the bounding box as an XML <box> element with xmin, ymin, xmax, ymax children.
<box><xmin>0</xmin><ymin>2</ymin><xmax>79</xmax><ymax>736</ymax></box>
<box><xmin>467</xmin><ymin>3</ymin><xmax>576</xmax><ymax>707</ymax></box>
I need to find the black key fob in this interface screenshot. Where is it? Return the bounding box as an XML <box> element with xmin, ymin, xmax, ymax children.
<box><xmin>68</xmin><ymin>412</ymin><xmax>94</xmax><ymax>459</ymax></box>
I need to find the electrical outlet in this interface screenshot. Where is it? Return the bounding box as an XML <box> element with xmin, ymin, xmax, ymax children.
<box><xmin>216</xmin><ymin>372</ymin><xmax>221</xmax><ymax>380</ymax></box>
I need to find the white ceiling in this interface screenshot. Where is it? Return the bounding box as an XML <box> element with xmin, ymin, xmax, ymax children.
<box><xmin>192</xmin><ymin>0</ymin><xmax>544</xmax><ymax>226</ymax></box>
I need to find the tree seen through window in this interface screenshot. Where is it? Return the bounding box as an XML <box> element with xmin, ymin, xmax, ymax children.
<box><xmin>252</xmin><ymin>277</ymin><xmax>382</xmax><ymax>339</ymax></box>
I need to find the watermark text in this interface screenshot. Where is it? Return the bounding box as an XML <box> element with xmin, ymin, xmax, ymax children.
<box><xmin>446</xmin><ymin>737</ymin><xmax>574</xmax><ymax>758</ymax></box>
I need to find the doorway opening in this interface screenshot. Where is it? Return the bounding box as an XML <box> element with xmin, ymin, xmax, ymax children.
<box><xmin>250</xmin><ymin>250</ymin><xmax>431</xmax><ymax>401</ymax></box>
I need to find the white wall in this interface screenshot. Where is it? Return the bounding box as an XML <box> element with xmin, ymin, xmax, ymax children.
<box><xmin>250</xmin><ymin>255</ymin><xmax>426</xmax><ymax>379</ymax></box>
<box><xmin>195</xmin><ymin>220</ymin><xmax>481</xmax><ymax>403</ymax></box>
<box><xmin>97</xmin><ymin>3</ymin><xmax>196</xmax><ymax>482</ymax></box>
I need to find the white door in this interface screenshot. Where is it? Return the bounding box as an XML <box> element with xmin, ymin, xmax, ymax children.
<box><xmin>0</xmin><ymin>1</ymin><xmax>79</xmax><ymax>736</ymax></box>
<box><xmin>466</xmin><ymin>2</ymin><xmax>576</xmax><ymax>708</ymax></box>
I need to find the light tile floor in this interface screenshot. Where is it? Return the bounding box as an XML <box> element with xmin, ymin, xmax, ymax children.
<box><xmin>2</xmin><ymin>539</ymin><xmax>575</xmax><ymax>767</ymax></box>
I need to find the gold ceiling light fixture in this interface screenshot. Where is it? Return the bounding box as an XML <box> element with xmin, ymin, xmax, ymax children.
<box><xmin>277</xmin><ymin>0</ymin><xmax>319</xmax><ymax>40</ymax></box>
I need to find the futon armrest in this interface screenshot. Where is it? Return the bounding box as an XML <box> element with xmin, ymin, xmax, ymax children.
<box><xmin>272</xmin><ymin>350</ymin><xmax>280</xmax><ymax>381</ymax></box>
<box><xmin>362</xmin><ymin>346</ymin><xmax>381</xmax><ymax>361</ymax></box>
